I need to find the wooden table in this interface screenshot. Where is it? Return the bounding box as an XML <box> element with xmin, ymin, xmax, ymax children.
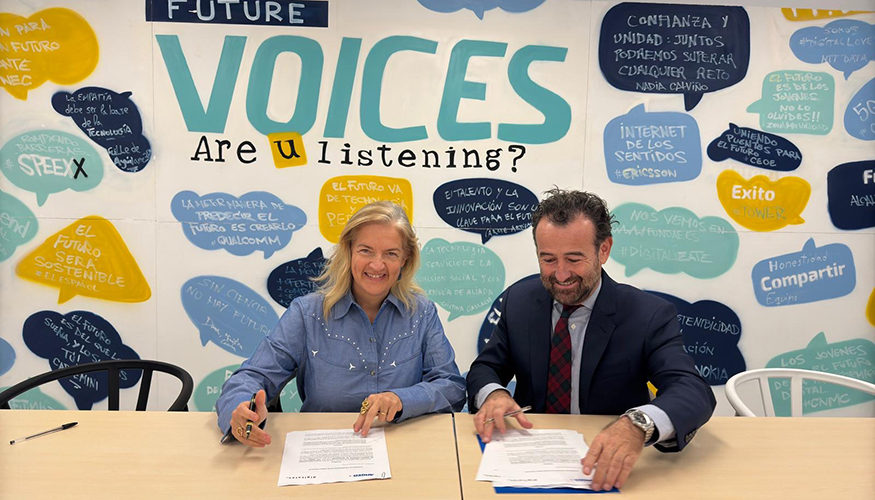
<box><xmin>0</xmin><ymin>410</ymin><xmax>462</xmax><ymax>500</ymax></box>
<box><xmin>455</xmin><ymin>413</ymin><xmax>875</xmax><ymax>500</ymax></box>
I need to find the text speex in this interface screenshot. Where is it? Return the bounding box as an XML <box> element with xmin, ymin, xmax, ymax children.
<box><xmin>156</xmin><ymin>35</ymin><xmax>571</xmax><ymax>144</ymax></box>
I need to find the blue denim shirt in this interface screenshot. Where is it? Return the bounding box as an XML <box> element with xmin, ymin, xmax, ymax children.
<box><xmin>216</xmin><ymin>290</ymin><xmax>466</xmax><ymax>433</ymax></box>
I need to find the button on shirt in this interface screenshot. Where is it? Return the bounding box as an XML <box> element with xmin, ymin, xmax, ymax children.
<box><xmin>476</xmin><ymin>279</ymin><xmax>676</xmax><ymax>445</ymax></box>
<box><xmin>216</xmin><ymin>291</ymin><xmax>466</xmax><ymax>433</ymax></box>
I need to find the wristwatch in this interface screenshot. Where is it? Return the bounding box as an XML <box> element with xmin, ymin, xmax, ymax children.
<box><xmin>622</xmin><ymin>409</ymin><xmax>655</xmax><ymax>443</ymax></box>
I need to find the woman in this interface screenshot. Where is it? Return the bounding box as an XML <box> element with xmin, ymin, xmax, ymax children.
<box><xmin>216</xmin><ymin>201</ymin><xmax>466</xmax><ymax>446</ymax></box>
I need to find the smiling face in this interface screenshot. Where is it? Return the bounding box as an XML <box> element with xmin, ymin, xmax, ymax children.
<box><xmin>535</xmin><ymin>215</ymin><xmax>612</xmax><ymax>306</ymax></box>
<box><xmin>350</xmin><ymin>222</ymin><xmax>407</xmax><ymax>308</ymax></box>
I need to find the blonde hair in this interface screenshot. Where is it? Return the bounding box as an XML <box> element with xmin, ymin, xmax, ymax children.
<box><xmin>315</xmin><ymin>201</ymin><xmax>423</xmax><ymax>320</ymax></box>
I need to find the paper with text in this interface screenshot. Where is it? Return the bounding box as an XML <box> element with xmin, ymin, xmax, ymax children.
<box><xmin>278</xmin><ymin>428</ymin><xmax>391</xmax><ymax>486</ymax></box>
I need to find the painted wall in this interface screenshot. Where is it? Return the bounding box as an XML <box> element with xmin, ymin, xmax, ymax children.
<box><xmin>0</xmin><ymin>0</ymin><xmax>872</xmax><ymax>417</ymax></box>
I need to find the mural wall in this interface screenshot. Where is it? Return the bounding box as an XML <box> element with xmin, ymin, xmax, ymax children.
<box><xmin>1</xmin><ymin>0</ymin><xmax>872</xmax><ymax>417</ymax></box>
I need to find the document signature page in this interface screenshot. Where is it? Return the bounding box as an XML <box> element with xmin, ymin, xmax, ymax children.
<box><xmin>278</xmin><ymin>428</ymin><xmax>391</xmax><ymax>486</ymax></box>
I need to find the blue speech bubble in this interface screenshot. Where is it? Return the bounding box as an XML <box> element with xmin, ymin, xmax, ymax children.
<box><xmin>790</xmin><ymin>20</ymin><xmax>875</xmax><ymax>79</ymax></box>
<box><xmin>477</xmin><ymin>274</ymin><xmax>539</xmax><ymax>354</ymax></box>
<box><xmin>0</xmin><ymin>190</ymin><xmax>39</xmax><ymax>262</ymax></box>
<box><xmin>707</xmin><ymin>123</ymin><xmax>802</xmax><ymax>172</ymax></box>
<box><xmin>416</xmin><ymin>0</ymin><xmax>546</xmax><ymax>20</ymax></box>
<box><xmin>827</xmin><ymin>160</ymin><xmax>875</xmax><ymax>230</ymax></box>
<box><xmin>52</xmin><ymin>87</ymin><xmax>152</xmax><ymax>173</ymax></box>
<box><xmin>181</xmin><ymin>276</ymin><xmax>279</xmax><ymax>358</ymax></box>
<box><xmin>433</xmin><ymin>179</ymin><xmax>538</xmax><ymax>244</ymax></box>
<box><xmin>267</xmin><ymin>248</ymin><xmax>327</xmax><ymax>308</ymax></box>
<box><xmin>599</xmin><ymin>2</ymin><xmax>750</xmax><ymax>111</ymax></box>
<box><xmin>0</xmin><ymin>337</ymin><xmax>15</xmax><ymax>377</ymax></box>
<box><xmin>604</xmin><ymin>104</ymin><xmax>702</xmax><ymax>185</ymax></box>
<box><xmin>171</xmin><ymin>191</ymin><xmax>306</xmax><ymax>259</ymax></box>
<box><xmin>647</xmin><ymin>291</ymin><xmax>745</xmax><ymax>386</ymax></box>
<box><xmin>844</xmin><ymin>78</ymin><xmax>875</xmax><ymax>141</ymax></box>
<box><xmin>22</xmin><ymin>310</ymin><xmax>141</xmax><ymax>410</ymax></box>
<box><xmin>752</xmin><ymin>238</ymin><xmax>856</xmax><ymax>307</ymax></box>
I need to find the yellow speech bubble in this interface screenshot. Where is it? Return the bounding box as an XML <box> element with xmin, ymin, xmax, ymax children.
<box><xmin>318</xmin><ymin>176</ymin><xmax>413</xmax><ymax>243</ymax></box>
<box><xmin>0</xmin><ymin>8</ymin><xmax>98</xmax><ymax>100</ymax></box>
<box><xmin>781</xmin><ymin>8</ymin><xmax>872</xmax><ymax>21</ymax></box>
<box><xmin>267</xmin><ymin>132</ymin><xmax>307</xmax><ymax>169</ymax></box>
<box><xmin>867</xmin><ymin>288</ymin><xmax>875</xmax><ymax>327</ymax></box>
<box><xmin>716</xmin><ymin>170</ymin><xmax>810</xmax><ymax>232</ymax></box>
<box><xmin>15</xmin><ymin>216</ymin><xmax>151</xmax><ymax>304</ymax></box>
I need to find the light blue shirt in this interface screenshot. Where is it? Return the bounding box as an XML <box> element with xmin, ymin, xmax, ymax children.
<box><xmin>475</xmin><ymin>279</ymin><xmax>676</xmax><ymax>445</ymax></box>
<box><xmin>216</xmin><ymin>290</ymin><xmax>466</xmax><ymax>433</ymax></box>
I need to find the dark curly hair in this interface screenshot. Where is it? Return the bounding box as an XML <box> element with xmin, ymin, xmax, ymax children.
<box><xmin>531</xmin><ymin>188</ymin><xmax>616</xmax><ymax>247</ymax></box>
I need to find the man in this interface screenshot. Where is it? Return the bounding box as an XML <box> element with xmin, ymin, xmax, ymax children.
<box><xmin>467</xmin><ymin>188</ymin><xmax>715</xmax><ymax>491</ymax></box>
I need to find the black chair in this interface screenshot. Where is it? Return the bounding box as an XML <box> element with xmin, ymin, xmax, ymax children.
<box><xmin>0</xmin><ymin>359</ymin><xmax>194</xmax><ymax>411</ymax></box>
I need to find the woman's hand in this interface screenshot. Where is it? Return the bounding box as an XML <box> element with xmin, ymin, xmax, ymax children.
<box><xmin>353</xmin><ymin>392</ymin><xmax>403</xmax><ymax>437</ymax></box>
<box><xmin>230</xmin><ymin>389</ymin><xmax>271</xmax><ymax>447</ymax></box>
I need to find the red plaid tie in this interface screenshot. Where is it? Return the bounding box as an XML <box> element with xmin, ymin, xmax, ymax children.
<box><xmin>546</xmin><ymin>305</ymin><xmax>581</xmax><ymax>414</ymax></box>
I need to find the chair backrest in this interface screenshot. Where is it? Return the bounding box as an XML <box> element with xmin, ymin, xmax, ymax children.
<box><xmin>0</xmin><ymin>359</ymin><xmax>194</xmax><ymax>411</ymax></box>
<box><xmin>725</xmin><ymin>368</ymin><xmax>875</xmax><ymax>417</ymax></box>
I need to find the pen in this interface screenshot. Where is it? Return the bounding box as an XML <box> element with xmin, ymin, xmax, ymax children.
<box><xmin>10</xmin><ymin>422</ymin><xmax>78</xmax><ymax>445</ymax></box>
<box><xmin>483</xmin><ymin>406</ymin><xmax>532</xmax><ymax>425</ymax></box>
<box><xmin>245</xmin><ymin>392</ymin><xmax>257</xmax><ymax>439</ymax></box>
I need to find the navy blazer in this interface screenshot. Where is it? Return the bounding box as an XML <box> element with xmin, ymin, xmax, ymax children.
<box><xmin>467</xmin><ymin>271</ymin><xmax>716</xmax><ymax>451</ymax></box>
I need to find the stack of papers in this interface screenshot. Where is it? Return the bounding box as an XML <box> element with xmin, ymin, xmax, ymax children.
<box><xmin>278</xmin><ymin>429</ymin><xmax>391</xmax><ymax>486</ymax></box>
<box><xmin>475</xmin><ymin>429</ymin><xmax>594</xmax><ymax>490</ymax></box>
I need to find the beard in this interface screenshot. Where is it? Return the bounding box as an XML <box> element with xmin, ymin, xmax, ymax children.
<box><xmin>540</xmin><ymin>272</ymin><xmax>596</xmax><ymax>306</ymax></box>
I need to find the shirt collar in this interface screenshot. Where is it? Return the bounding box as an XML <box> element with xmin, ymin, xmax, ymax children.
<box><xmin>332</xmin><ymin>289</ymin><xmax>405</xmax><ymax>320</ymax></box>
<box><xmin>552</xmin><ymin>276</ymin><xmax>602</xmax><ymax>313</ymax></box>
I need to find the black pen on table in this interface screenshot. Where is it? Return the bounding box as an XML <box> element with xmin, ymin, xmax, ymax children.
<box><xmin>10</xmin><ymin>422</ymin><xmax>78</xmax><ymax>445</ymax></box>
<box><xmin>483</xmin><ymin>406</ymin><xmax>532</xmax><ymax>425</ymax></box>
<box><xmin>244</xmin><ymin>392</ymin><xmax>257</xmax><ymax>439</ymax></box>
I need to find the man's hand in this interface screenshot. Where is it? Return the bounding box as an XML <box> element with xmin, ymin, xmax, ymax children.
<box><xmin>230</xmin><ymin>389</ymin><xmax>270</xmax><ymax>448</ymax></box>
<box><xmin>353</xmin><ymin>392</ymin><xmax>403</xmax><ymax>437</ymax></box>
<box><xmin>581</xmin><ymin>416</ymin><xmax>645</xmax><ymax>491</ymax></box>
<box><xmin>473</xmin><ymin>390</ymin><xmax>533</xmax><ymax>443</ymax></box>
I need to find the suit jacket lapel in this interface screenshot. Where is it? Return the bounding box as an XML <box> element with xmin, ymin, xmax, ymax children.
<box><xmin>578</xmin><ymin>271</ymin><xmax>617</xmax><ymax>414</ymax></box>
<box><xmin>529</xmin><ymin>286</ymin><xmax>553</xmax><ymax>413</ymax></box>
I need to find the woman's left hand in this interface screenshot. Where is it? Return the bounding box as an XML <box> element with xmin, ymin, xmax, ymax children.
<box><xmin>353</xmin><ymin>392</ymin><xmax>403</xmax><ymax>437</ymax></box>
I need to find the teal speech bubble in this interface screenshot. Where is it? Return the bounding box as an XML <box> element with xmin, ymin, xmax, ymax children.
<box><xmin>0</xmin><ymin>386</ymin><xmax>68</xmax><ymax>410</ymax></box>
<box><xmin>194</xmin><ymin>364</ymin><xmax>302</xmax><ymax>412</ymax></box>
<box><xmin>765</xmin><ymin>332</ymin><xmax>875</xmax><ymax>415</ymax></box>
<box><xmin>416</xmin><ymin>238</ymin><xmax>505</xmax><ymax>321</ymax></box>
<box><xmin>0</xmin><ymin>190</ymin><xmax>38</xmax><ymax>262</ymax></box>
<box><xmin>612</xmin><ymin>203</ymin><xmax>739</xmax><ymax>278</ymax></box>
<box><xmin>747</xmin><ymin>71</ymin><xmax>834</xmax><ymax>135</ymax></box>
<box><xmin>0</xmin><ymin>130</ymin><xmax>104</xmax><ymax>206</ymax></box>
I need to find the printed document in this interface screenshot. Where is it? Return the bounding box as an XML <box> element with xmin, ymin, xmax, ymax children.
<box><xmin>278</xmin><ymin>428</ymin><xmax>391</xmax><ymax>486</ymax></box>
<box><xmin>476</xmin><ymin>429</ymin><xmax>594</xmax><ymax>489</ymax></box>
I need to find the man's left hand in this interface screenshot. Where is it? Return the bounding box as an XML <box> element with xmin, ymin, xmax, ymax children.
<box><xmin>581</xmin><ymin>416</ymin><xmax>645</xmax><ymax>491</ymax></box>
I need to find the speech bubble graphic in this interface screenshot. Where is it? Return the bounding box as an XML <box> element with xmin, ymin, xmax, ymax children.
<box><xmin>0</xmin><ymin>190</ymin><xmax>38</xmax><ymax>262</ymax></box>
<box><xmin>844</xmin><ymin>78</ymin><xmax>875</xmax><ymax>141</ymax></box>
<box><xmin>433</xmin><ymin>179</ymin><xmax>538</xmax><ymax>243</ymax></box>
<box><xmin>611</xmin><ymin>203</ymin><xmax>738</xmax><ymax>278</ymax></box>
<box><xmin>267</xmin><ymin>248</ymin><xmax>326</xmax><ymax>308</ymax></box>
<box><xmin>476</xmin><ymin>274</ymin><xmax>539</xmax><ymax>354</ymax></box>
<box><xmin>0</xmin><ymin>337</ymin><xmax>15</xmax><ymax>377</ymax></box>
<box><xmin>0</xmin><ymin>129</ymin><xmax>104</xmax><ymax>206</ymax></box>
<box><xmin>790</xmin><ymin>20</ymin><xmax>875</xmax><ymax>79</ymax></box>
<box><xmin>747</xmin><ymin>71</ymin><xmax>834</xmax><ymax>135</ymax></box>
<box><xmin>828</xmin><ymin>160</ymin><xmax>875</xmax><ymax>230</ymax></box>
<box><xmin>52</xmin><ymin>87</ymin><xmax>152</xmax><ymax>173</ymax></box>
<box><xmin>752</xmin><ymin>238</ymin><xmax>856</xmax><ymax>307</ymax></box>
<box><xmin>717</xmin><ymin>170</ymin><xmax>810</xmax><ymax>232</ymax></box>
<box><xmin>647</xmin><ymin>291</ymin><xmax>744</xmax><ymax>386</ymax></box>
<box><xmin>417</xmin><ymin>239</ymin><xmax>505</xmax><ymax>321</ymax></box>
<box><xmin>194</xmin><ymin>363</ymin><xmax>239</xmax><ymax>412</ymax></box>
<box><xmin>765</xmin><ymin>332</ymin><xmax>875</xmax><ymax>415</ymax></box>
<box><xmin>0</xmin><ymin>386</ymin><xmax>68</xmax><ymax>410</ymax></box>
<box><xmin>0</xmin><ymin>8</ymin><xmax>98</xmax><ymax>100</ymax></box>
<box><xmin>22</xmin><ymin>310</ymin><xmax>141</xmax><ymax>410</ymax></box>
<box><xmin>416</xmin><ymin>0</ymin><xmax>546</xmax><ymax>20</ymax></box>
<box><xmin>868</xmin><ymin>288</ymin><xmax>875</xmax><ymax>326</ymax></box>
<box><xmin>319</xmin><ymin>176</ymin><xmax>413</xmax><ymax>244</ymax></box>
<box><xmin>598</xmin><ymin>2</ymin><xmax>750</xmax><ymax>111</ymax></box>
<box><xmin>171</xmin><ymin>191</ymin><xmax>306</xmax><ymax>259</ymax></box>
<box><xmin>15</xmin><ymin>216</ymin><xmax>151</xmax><ymax>304</ymax></box>
<box><xmin>603</xmin><ymin>104</ymin><xmax>701</xmax><ymax>185</ymax></box>
<box><xmin>181</xmin><ymin>276</ymin><xmax>279</xmax><ymax>358</ymax></box>
<box><xmin>707</xmin><ymin>123</ymin><xmax>802</xmax><ymax>172</ymax></box>
<box><xmin>782</xmin><ymin>9</ymin><xmax>873</xmax><ymax>21</ymax></box>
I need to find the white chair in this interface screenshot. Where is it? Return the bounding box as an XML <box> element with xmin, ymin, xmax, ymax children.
<box><xmin>725</xmin><ymin>368</ymin><xmax>875</xmax><ymax>417</ymax></box>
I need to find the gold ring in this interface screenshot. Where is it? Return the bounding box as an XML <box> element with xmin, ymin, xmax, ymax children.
<box><xmin>360</xmin><ymin>399</ymin><xmax>370</xmax><ymax>414</ymax></box>
<box><xmin>236</xmin><ymin>426</ymin><xmax>244</xmax><ymax>437</ymax></box>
